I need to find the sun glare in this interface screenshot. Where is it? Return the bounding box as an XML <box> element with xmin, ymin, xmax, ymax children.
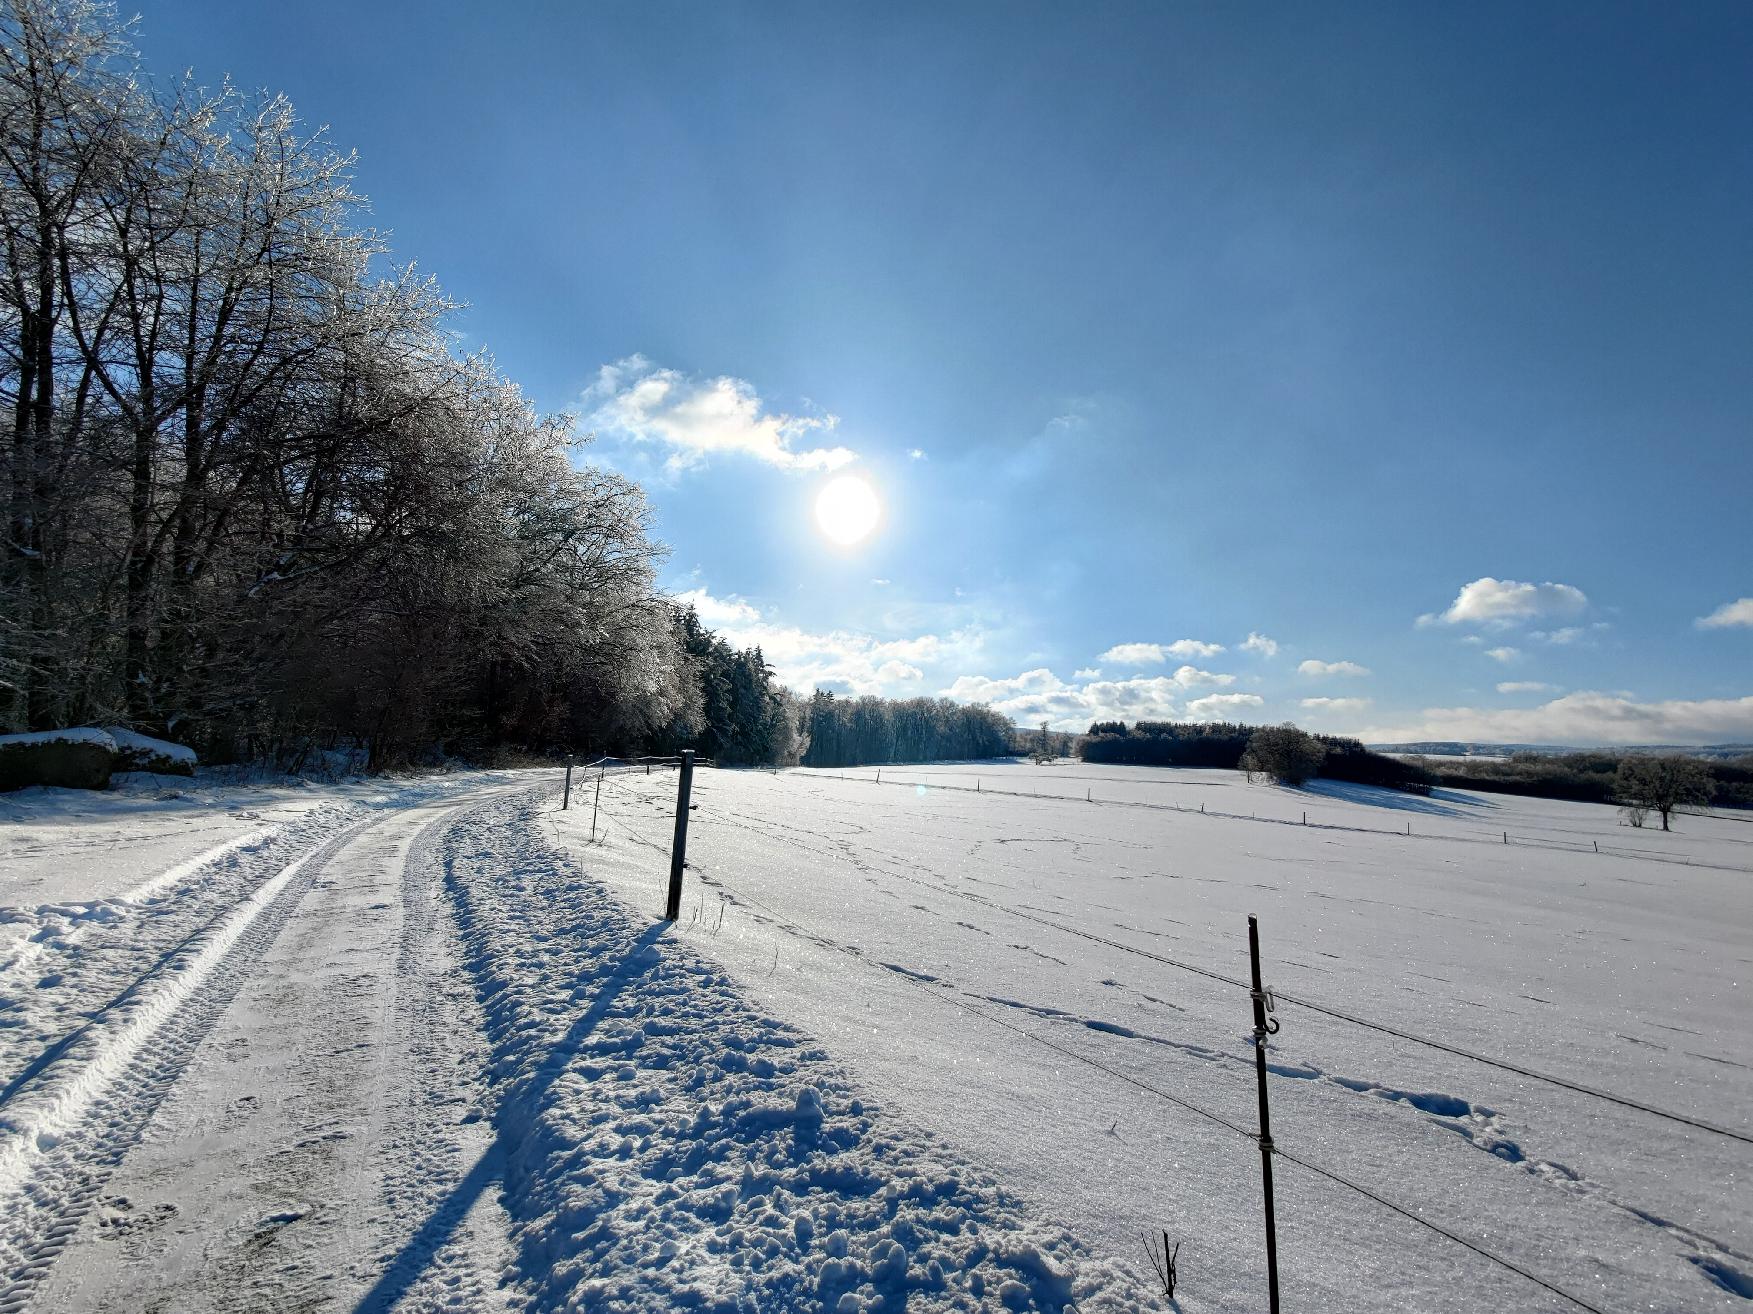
<box><xmin>814</xmin><ymin>474</ymin><xmax>881</xmax><ymax>546</ymax></box>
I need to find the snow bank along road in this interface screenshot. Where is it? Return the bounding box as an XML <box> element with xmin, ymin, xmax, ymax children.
<box><xmin>573</xmin><ymin>762</ymin><xmax>1753</xmax><ymax>1314</ymax></box>
<box><xmin>0</xmin><ymin>771</ymin><xmax>1136</xmax><ymax>1312</ymax></box>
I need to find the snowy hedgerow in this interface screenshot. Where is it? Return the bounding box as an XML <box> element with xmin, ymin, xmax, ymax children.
<box><xmin>0</xmin><ymin>728</ymin><xmax>117</xmax><ymax>791</ymax></box>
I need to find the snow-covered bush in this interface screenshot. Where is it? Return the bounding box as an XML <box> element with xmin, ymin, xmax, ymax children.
<box><xmin>1239</xmin><ymin>723</ymin><xmax>1327</xmax><ymax>786</ymax></box>
<box><xmin>102</xmin><ymin>728</ymin><xmax>197</xmax><ymax>776</ymax></box>
<box><xmin>0</xmin><ymin>728</ymin><xmax>116</xmax><ymax>791</ymax></box>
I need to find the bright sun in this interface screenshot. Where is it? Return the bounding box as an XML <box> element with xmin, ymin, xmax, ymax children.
<box><xmin>814</xmin><ymin>474</ymin><xmax>882</xmax><ymax>546</ymax></box>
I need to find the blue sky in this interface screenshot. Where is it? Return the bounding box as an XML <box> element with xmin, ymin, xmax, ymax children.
<box><xmin>142</xmin><ymin>1</ymin><xmax>1753</xmax><ymax>743</ymax></box>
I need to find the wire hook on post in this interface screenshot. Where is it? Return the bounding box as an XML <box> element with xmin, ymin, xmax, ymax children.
<box><xmin>1247</xmin><ymin>915</ymin><xmax>1282</xmax><ymax>1314</ymax></box>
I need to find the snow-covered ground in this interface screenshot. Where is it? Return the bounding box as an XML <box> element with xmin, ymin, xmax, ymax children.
<box><xmin>570</xmin><ymin>762</ymin><xmax>1753</xmax><ymax>1314</ymax></box>
<box><xmin>0</xmin><ymin>761</ymin><xmax>1746</xmax><ymax>1311</ymax></box>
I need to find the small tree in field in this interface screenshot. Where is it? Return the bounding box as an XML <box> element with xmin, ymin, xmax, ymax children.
<box><xmin>1240</xmin><ymin>723</ymin><xmax>1326</xmax><ymax>786</ymax></box>
<box><xmin>1614</xmin><ymin>755</ymin><xmax>1714</xmax><ymax>832</ymax></box>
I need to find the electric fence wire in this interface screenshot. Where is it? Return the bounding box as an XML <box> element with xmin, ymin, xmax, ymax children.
<box><xmin>665</xmin><ymin>826</ymin><xmax>1621</xmax><ymax>1314</ymax></box>
<box><xmin>587</xmin><ymin>770</ymin><xmax>1731</xmax><ymax>1313</ymax></box>
<box><xmin>737</xmin><ymin>774</ymin><xmax>1753</xmax><ymax>1147</ymax></box>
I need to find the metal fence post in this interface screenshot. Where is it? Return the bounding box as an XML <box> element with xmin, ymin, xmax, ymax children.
<box><xmin>591</xmin><ymin>767</ymin><xmax>603</xmax><ymax>841</ymax></box>
<box><xmin>664</xmin><ymin>750</ymin><xmax>696</xmax><ymax>921</ymax></box>
<box><xmin>562</xmin><ymin>756</ymin><xmax>573</xmax><ymax>810</ymax></box>
<box><xmin>1248</xmin><ymin>914</ymin><xmax>1282</xmax><ymax>1314</ymax></box>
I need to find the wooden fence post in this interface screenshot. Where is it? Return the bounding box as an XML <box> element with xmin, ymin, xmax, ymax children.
<box><xmin>664</xmin><ymin>750</ymin><xmax>696</xmax><ymax>921</ymax></box>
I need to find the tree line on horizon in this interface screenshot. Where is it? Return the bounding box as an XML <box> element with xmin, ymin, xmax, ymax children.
<box><xmin>1078</xmin><ymin>718</ymin><xmax>1748</xmax><ymax>818</ymax></box>
<box><xmin>1078</xmin><ymin>719</ymin><xmax>1432</xmax><ymax>791</ymax></box>
<box><xmin>798</xmin><ymin>690</ymin><xmax>1013</xmax><ymax>769</ymax></box>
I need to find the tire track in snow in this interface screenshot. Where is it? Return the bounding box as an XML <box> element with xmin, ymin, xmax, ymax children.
<box><xmin>0</xmin><ymin>828</ymin><xmax>276</xmax><ymax>1002</ymax></box>
<box><xmin>0</xmin><ymin>809</ymin><xmax>364</xmax><ymax>1098</ymax></box>
<box><xmin>351</xmin><ymin>796</ymin><xmax>518</xmax><ymax>1313</ymax></box>
<box><xmin>0</xmin><ymin>811</ymin><xmax>384</xmax><ymax>1312</ymax></box>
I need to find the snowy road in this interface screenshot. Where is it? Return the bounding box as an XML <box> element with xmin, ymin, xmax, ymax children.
<box><xmin>0</xmin><ymin>773</ymin><xmax>1134</xmax><ymax>1312</ymax></box>
<box><xmin>1</xmin><ymin>783</ymin><xmax>525</xmax><ymax>1312</ymax></box>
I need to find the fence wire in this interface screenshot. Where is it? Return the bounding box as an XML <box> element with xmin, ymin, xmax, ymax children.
<box><xmin>583</xmin><ymin>765</ymin><xmax>1744</xmax><ymax>1314</ymax></box>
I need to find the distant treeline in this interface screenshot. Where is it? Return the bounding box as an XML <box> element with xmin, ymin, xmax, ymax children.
<box><xmin>799</xmin><ymin>691</ymin><xmax>1013</xmax><ymax>769</ymax></box>
<box><xmin>1080</xmin><ymin>720</ymin><xmax>1433</xmax><ymax>792</ymax></box>
<box><xmin>1412</xmin><ymin>752</ymin><xmax>1753</xmax><ymax>811</ymax></box>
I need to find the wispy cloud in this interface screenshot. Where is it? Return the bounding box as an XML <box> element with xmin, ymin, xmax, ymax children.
<box><xmin>1362</xmin><ymin>692</ymin><xmax>1753</xmax><ymax>746</ymax></box>
<box><xmin>1697</xmin><ymin>597</ymin><xmax>1753</xmax><ymax>630</ymax></box>
<box><xmin>1240</xmin><ymin>632</ymin><xmax>1279</xmax><ymax>657</ymax></box>
<box><xmin>1484</xmin><ymin>646</ymin><xmax>1521</xmax><ymax>664</ymax></box>
<box><xmin>1496</xmin><ymin>681</ymin><xmax>1558</xmax><ymax>694</ymax></box>
<box><xmin>1300</xmin><ymin>696</ymin><xmax>1371</xmax><ymax>712</ymax></box>
<box><xmin>1418</xmin><ymin>577</ymin><xmax>1588</xmax><ymax>628</ymax></box>
<box><xmin>1073</xmin><ymin>667</ymin><xmax>1102</xmax><ymax>680</ymax></box>
<box><xmin>1297</xmin><ymin>659</ymin><xmax>1370</xmax><ymax>678</ymax></box>
<box><xmin>1529</xmin><ymin>622</ymin><xmax>1609</xmax><ymax>646</ymax></box>
<box><xmin>583</xmin><ymin>355</ymin><xmax>856</xmax><ymax>473</ymax></box>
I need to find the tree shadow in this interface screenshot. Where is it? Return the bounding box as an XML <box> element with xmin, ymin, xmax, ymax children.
<box><xmin>1302</xmin><ymin>779</ymin><xmax>1496</xmax><ymax>817</ymax></box>
<box><xmin>349</xmin><ymin>920</ymin><xmax>671</xmax><ymax>1314</ymax></box>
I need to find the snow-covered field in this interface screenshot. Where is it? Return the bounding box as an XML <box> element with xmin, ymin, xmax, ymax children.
<box><xmin>0</xmin><ymin>761</ymin><xmax>1747</xmax><ymax>1312</ymax></box>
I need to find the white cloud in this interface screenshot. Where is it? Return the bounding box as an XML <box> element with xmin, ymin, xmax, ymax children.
<box><xmin>1361</xmin><ymin>692</ymin><xmax>1753</xmax><ymax>747</ymax></box>
<box><xmin>1171</xmin><ymin>665</ymin><xmax>1235</xmax><ymax>689</ymax></box>
<box><xmin>1497</xmin><ymin>681</ymin><xmax>1558</xmax><ymax>694</ymax></box>
<box><xmin>1098</xmin><ymin>640</ymin><xmax>1230</xmax><ymax>666</ymax></box>
<box><xmin>1300</xmin><ymin>697</ymin><xmax>1371</xmax><ymax>713</ymax></box>
<box><xmin>1297</xmin><ymin>659</ymin><xmax>1371</xmax><ymax>678</ymax></box>
<box><xmin>1099</xmin><ymin>642</ymin><xmax>1166</xmax><ymax>665</ymax></box>
<box><xmin>908</xmin><ymin>448</ymin><xmax>927</xmax><ymax>461</ymax></box>
<box><xmin>1484</xmin><ymin>646</ymin><xmax>1521</xmax><ymax>664</ymax></box>
<box><xmin>1167</xmin><ymin>638</ymin><xmax>1225</xmax><ymax>659</ymax></box>
<box><xmin>583</xmin><ymin>355</ymin><xmax>856</xmax><ymax>473</ymax></box>
<box><xmin>1241</xmin><ymin>632</ymin><xmax>1279</xmax><ymax>657</ymax></box>
<box><xmin>1418</xmin><ymin>577</ymin><xmax>1588</xmax><ymax>628</ymax></box>
<box><xmin>940</xmin><ymin>669</ymin><xmax>1066</xmax><ymax>703</ymax></box>
<box><xmin>936</xmin><ymin>665</ymin><xmax>1236</xmax><ymax>731</ymax></box>
<box><xmin>673</xmin><ymin>586</ymin><xmax>760</xmax><ymax>627</ymax></box>
<box><xmin>942</xmin><ymin>671</ymin><xmax>1183</xmax><ymax>730</ymax></box>
<box><xmin>1185</xmin><ymin>693</ymin><xmax>1265</xmax><ymax>720</ymax></box>
<box><xmin>1073</xmin><ymin>667</ymin><xmax>1102</xmax><ymax>680</ymax></box>
<box><xmin>679</xmin><ymin>586</ymin><xmax>981</xmax><ymax>696</ymax></box>
<box><xmin>1697</xmin><ymin>598</ymin><xmax>1753</xmax><ymax>630</ymax></box>
<box><xmin>870</xmin><ymin>578</ymin><xmax>891</xmax><ymax>586</ymax></box>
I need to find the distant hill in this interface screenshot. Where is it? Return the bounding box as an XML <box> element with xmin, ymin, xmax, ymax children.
<box><xmin>1370</xmin><ymin>741</ymin><xmax>1753</xmax><ymax>761</ymax></box>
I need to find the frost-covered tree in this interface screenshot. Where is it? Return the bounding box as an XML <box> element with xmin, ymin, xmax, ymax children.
<box><xmin>1614</xmin><ymin>754</ymin><xmax>1713</xmax><ymax>832</ymax></box>
<box><xmin>0</xmin><ymin>0</ymin><xmax>700</xmax><ymax>767</ymax></box>
<box><xmin>1240</xmin><ymin>723</ymin><xmax>1327</xmax><ymax>786</ymax></box>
